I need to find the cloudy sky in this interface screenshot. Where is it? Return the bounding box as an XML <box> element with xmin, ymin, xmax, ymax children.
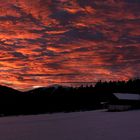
<box><xmin>0</xmin><ymin>0</ymin><xmax>140</xmax><ymax>90</ymax></box>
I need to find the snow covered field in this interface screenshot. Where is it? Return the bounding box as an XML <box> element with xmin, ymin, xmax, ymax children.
<box><xmin>0</xmin><ymin>110</ymin><xmax>140</xmax><ymax>140</ymax></box>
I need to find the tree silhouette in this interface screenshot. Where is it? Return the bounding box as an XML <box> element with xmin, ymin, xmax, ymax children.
<box><xmin>0</xmin><ymin>79</ymin><xmax>139</xmax><ymax>116</ymax></box>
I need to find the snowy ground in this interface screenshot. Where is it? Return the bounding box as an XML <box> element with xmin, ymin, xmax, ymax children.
<box><xmin>0</xmin><ymin>110</ymin><xmax>140</xmax><ymax>140</ymax></box>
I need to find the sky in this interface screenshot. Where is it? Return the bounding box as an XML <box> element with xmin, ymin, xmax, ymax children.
<box><xmin>0</xmin><ymin>0</ymin><xmax>140</xmax><ymax>90</ymax></box>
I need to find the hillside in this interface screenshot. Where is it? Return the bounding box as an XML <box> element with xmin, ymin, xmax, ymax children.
<box><xmin>0</xmin><ymin>79</ymin><xmax>139</xmax><ymax>116</ymax></box>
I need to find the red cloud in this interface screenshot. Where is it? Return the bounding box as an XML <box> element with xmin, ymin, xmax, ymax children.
<box><xmin>0</xmin><ymin>0</ymin><xmax>140</xmax><ymax>90</ymax></box>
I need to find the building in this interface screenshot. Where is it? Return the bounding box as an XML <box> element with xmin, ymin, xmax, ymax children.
<box><xmin>108</xmin><ymin>93</ymin><xmax>140</xmax><ymax>111</ymax></box>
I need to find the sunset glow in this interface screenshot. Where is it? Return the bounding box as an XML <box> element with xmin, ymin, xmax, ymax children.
<box><xmin>0</xmin><ymin>0</ymin><xmax>140</xmax><ymax>90</ymax></box>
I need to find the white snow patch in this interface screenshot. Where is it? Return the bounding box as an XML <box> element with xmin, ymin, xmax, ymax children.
<box><xmin>114</xmin><ymin>93</ymin><xmax>140</xmax><ymax>100</ymax></box>
<box><xmin>0</xmin><ymin>110</ymin><xmax>140</xmax><ymax>140</ymax></box>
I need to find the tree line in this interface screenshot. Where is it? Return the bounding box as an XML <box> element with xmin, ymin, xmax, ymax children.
<box><xmin>0</xmin><ymin>79</ymin><xmax>140</xmax><ymax>116</ymax></box>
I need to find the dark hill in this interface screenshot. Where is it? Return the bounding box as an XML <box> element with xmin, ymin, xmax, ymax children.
<box><xmin>0</xmin><ymin>79</ymin><xmax>139</xmax><ymax>116</ymax></box>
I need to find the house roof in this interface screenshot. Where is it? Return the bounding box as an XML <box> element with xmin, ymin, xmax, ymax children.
<box><xmin>113</xmin><ymin>93</ymin><xmax>140</xmax><ymax>101</ymax></box>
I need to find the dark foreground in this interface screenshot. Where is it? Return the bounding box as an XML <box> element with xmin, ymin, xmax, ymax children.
<box><xmin>0</xmin><ymin>79</ymin><xmax>140</xmax><ymax>116</ymax></box>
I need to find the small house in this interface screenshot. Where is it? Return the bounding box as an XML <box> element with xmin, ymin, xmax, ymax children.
<box><xmin>108</xmin><ymin>93</ymin><xmax>140</xmax><ymax>111</ymax></box>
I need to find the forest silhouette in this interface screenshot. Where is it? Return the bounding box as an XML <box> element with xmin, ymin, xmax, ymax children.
<box><xmin>0</xmin><ymin>79</ymin><xmax>140</xmax><ymax>116</ymax></box>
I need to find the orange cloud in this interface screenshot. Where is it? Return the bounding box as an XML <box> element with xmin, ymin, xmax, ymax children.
<box><xmin>0</xmin><ymin>0</ymin><xmax>140</xmax><ymax>90</ymax></box>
